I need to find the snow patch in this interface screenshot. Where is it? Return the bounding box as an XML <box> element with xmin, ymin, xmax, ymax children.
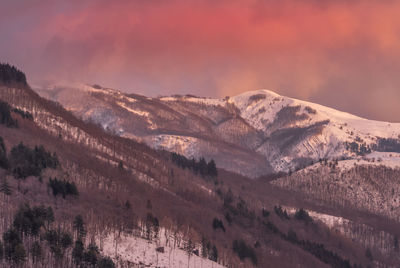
<box><xmin>116</xmin><ymin>101</ymin><xmax>149</xmax><ymax>117</ymax></box>
<box><xmin>149</xmin><ymin>135</ymin><xmax>200</xmax><ymax>159</ymax></box>
<box><xmin>101</xmin><ymin>230</ymin><xmax>225</xmax><ymax>268</ymax></box>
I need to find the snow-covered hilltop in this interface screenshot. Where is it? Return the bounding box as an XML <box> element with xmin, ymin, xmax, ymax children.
<box><xmin>232</xmin><ymin>89</ymin><xmax>399</xmax><ymax>139</ymax></box>
<box><xmin>35</xmin><ymin>84</ymin><xmax>400</xmax><ymax>177</ymax></box>
<box><xmin>230</xmin><ymin>89</ymin><xmax>400</xmax><ymax>172</ymax></box>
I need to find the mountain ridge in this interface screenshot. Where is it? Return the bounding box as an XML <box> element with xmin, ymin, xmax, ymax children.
<box><xmin>35</xmin><ymin>83</ymin><xmax>400</xmax><ymax>178</ymax></box>
<box><xmin>33</xmin><ymin>82</ymin><xmax>400</xmax><ymax>177</ymax></box>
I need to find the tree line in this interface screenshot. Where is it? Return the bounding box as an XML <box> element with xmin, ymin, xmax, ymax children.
<box><xmin>7</xmin><ymin>142</ymin><xmax>59</xmax><ymax>179</ymax></box>
<box><xmin>12</xmin><ymin>108</ymin><xmax>33</xmax><ymax>120</ymax></box>
<box><xmin>48</xmin><ymin>177</ymin><xmax>79</xmax><ymax>198</ymax></box>
<box><xmin>0</xmin><ymin>100</ymin><xmax>18</xmax><ymax>127</ymax></box>
<box><xmin>0</xmin><ymin>204</ymin><xmax>115</xmax><ymax>267</ymax></box>
<box><xmin>0</xmin><ymin>63</ymin><xmax>27</xmax><ymax>85</ymax></box>
<box><xmin>171</xmin><ymin>152</ymin><xmax>218</xmax><ymax>177</ymax></box>
<box><xmin>374</xmin><ymin>137</ymin><xmax>400</xmax><ymax>153</ymax></box>
<box><xmin>346</xmin><ymin>141</ymin><xmax>371</xmax><ymax>156</ymax></box>
<box><xmin>0</xmin><ymin>137</ymin><xmax>7</xmax><ymax>169</ymax></box>
<box><xmin>0</xmin><ymin>99</ymin><xmax>33</xmax><ymax>129</ymax></box>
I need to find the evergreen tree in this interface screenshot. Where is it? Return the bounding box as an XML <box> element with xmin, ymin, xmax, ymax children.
<box><xmin>0</xmin><ymin>240</ymin><xmax>3</xmax><ymax>260</ymax></box>
<box><xmin>185</xmin><ymin>239</ymin><xmax>195</xmax><ymax>266</ymax></box>
<box><xmin>84</xmin><ymin>243</ymin><xmax>99</xmax><ymax>266</ymax></box>
<box><xmin>72</xmin><ymin>239</ymin><xmax>84</xmax><ymax>265</ymax></box>
<box><xmin>225</xmin><ymin>212</ymin><xmax>233</xmax><ymax>225</ymax></box>
<box><xmin>124</xmin><ymin>200</ymin><xmax>131</xmax><ymax>210</ymax></box>
<box><xmin>9</xmin><ymin>142</ymin><xmax>59</xmax><ymax>179</ymax></box>
<box><xmin>31</xmin><ymin>241</ymin><xmax>42</xmax><ymax>264</ymax></box>
<box><xmin>3</xmin><ymin>228</ymin><xmax>25</xmax><ymax>263</ymax></box>
<box><xmin>294</xmin><ymin>208</ymin><xmax>313</xmax><ymax>223</ymax></box>
<box><xmin>201</xmin><ymin>237</ymin><xmax>210</xmax><ymax>258</ymax></box>
<box><xmin>171</xmin><ymin>153</ymin><xmax>218</xmax><ymax>177</ymax></box>
<box><xmin>212</xmin><ymin>218</ymin><xmax>226</xmax><ymax>232</ymax></box>
<box><xmin>207</xmin><ymin>159</ymin><xmax>218</xmax><ymax>177</ymax></box>
<box><xmin>145</xmin><ymin>213</ymin><xmax>159</xmax><ymax>240</ymax></box>
<box><xmin>118</xmin><ymin>161</ymin><xmax>124</xmax><ymax>170</ymax></box>
<box><xmin>365</xmin><ymin>248</ymin><xmax>373</xmax><ymax>261</ymax></box>
<box><xmin>12</xmin><ymin>108</ymin><xmax>33</xmax><ymax>120</ymax></box>
<box><xmin>61</xmin><ymin>232</ymin><xmax>73</xmax><ymax>249</ymax></box>
<box><xmin>209</xmin><ymin>245</ymin><xmax>218</xmax><ymax>262</ymax></box>
<box><xmin>13</xmin><ymin>204</ymin><xmax>52</xmax><ymax>236</ymax></box>
<box><xmin>0</xmin><ymin>101</ymin><xmax>17</xmax><ymax>128</ymax></box>
<box><xmin>48</xmin><ymin>177</ymin><xmax>78</xmax><ymax>198</ymax></box>
<box><xmin>232</xmin><ymin>239</ymin><xmax>257</xmax><ymax>265</ymax></box>
<box><xmin>73</xmin><ymin>215</ymin><xmax>86</xmax><ymax>239</ymax></box>
<box><xmin>287</xmin><ymin>229</ymin><xmax>298</xmax><ymax>243</ymax></box>
<box><xmin>198</xmin><ymin>157</ymin><xmax>208</xmax><ymax>176</ymax></box>
<box><xmin>262</xmin><ymin>208</ymin><xmax>270</xmax><ymax>218</ymax></box>
<box><xmin>0</xmin><ymin>63</ymin><xmax>27</xmax><ymax>85</ymax></box>
<box><xmin>0</xmin><ymin>137</ymin><xmax>7</xmax><ymax>168</ymax></box>
<box><xmin>45</xmin><ymin>206</ymin><xmax>55</xmax><ymax>228</ymax></box>
<box><xmin>274</xmin><ymin>206</ymin><xmax>290</xmax><ymax>219</ymax></box>
<box><xmin>0</xmin><ymin>177</ymin><xmax>12</xmax><ymax>196</ymax></box>
<box><xmin>12</xmin><ymin>243</ymin><xmax>26</xmax><ymax>264</ymax></box>
<box><xmin>44</xmin><ymin>229</ymin><xmax>73</xmax><ymax>260</ymax></box>
<box><xmin>98</xmin><ymin>256</ymin><xmax>115</xmax><ymax>268</ymax></box>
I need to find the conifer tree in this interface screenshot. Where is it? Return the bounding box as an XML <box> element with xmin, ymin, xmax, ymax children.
<box><xmin>0</xmin><ymin>240</ymin><xmax>3</xmax><ymax>260</ymax></box>
<box><xmin>0</xmin><ymin>137</ymin><xmax>7</xmax><ymax>169</ymax></box>
<box><xmin>207</xmin><ymin>159</ymin><xmax>218</xmax><ymax>177</ymax></box>
<box><xmin>31</xmin><ymin>241</ymin><xmax>42</xmax><ymax>264</ymax></box>
<box><xmin>73</xmin><ymin>215</ymin><xmax>86</xmax><ymax>239</ymax></box>
<box><xmin>72</xmin><ymin>239</ymin><xmax>84</xmax><ymax>265</ymax></box>
<box><xmin>0</xmin><ymin>178</ymin><xmax>12</xmax><ymax>196</ymax></box>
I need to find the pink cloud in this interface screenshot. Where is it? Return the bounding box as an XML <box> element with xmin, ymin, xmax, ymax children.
<box><xmin>1</xmin><ymin>0</ymin><xmax>400</xmax><ymax>121</ymax></box>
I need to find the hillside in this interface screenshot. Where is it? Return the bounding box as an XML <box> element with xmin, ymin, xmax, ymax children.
<box><xmin>1</xmin><ymin>64</ymin><xmax>400</xmax><ymax>267</ymax></box>
<box><xmin>36</xmin><ymin>84</ymin><xmax>400</xmax><ymax>178</ymax></box>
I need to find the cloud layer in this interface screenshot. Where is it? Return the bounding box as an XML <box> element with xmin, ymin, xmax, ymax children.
<box><xmin>1</xmin><ymin>0</ymin><xmax>400</xmax><ymax>122</ymax></box>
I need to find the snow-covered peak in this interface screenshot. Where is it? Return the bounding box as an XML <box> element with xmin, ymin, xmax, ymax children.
<box><xmin>230</xmin><ymin>89</ymin><xmax>293</xmax><ymax>130</ymax></box>
<box><xmin>231</xmin><ymin>89</ymin><xmax>400</xmax><ymax>141</ymax></box>
<box><xmin>233</xmin><ymin>89</ymin><xmax>281</xmax><ymax>99</ymax></box>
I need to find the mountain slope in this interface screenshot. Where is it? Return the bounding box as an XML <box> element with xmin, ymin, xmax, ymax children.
<box><xmin>36</xmin><ymin>84</ymin><xmax>400</xmax><ymax>177</ymax></box>
<box><xmin>0</xmin><ymin>75</ymin><xmax>234</xmax><ymax>267</ymax></box>
<box><xmin>3</xmin><ymin>64</ymin><xmax>400</xmax><ymax>266</ymax></box>
<box><xmin>230</xmin><ymin>89</ymin><xmax>400</xmax><ymax>172</ymax></box>
<box><xmin>2</xmin><ymin>64</ymin><xmax>378</xmax><ymax>267</ymax></box>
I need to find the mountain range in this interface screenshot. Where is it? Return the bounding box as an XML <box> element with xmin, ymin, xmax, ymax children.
<box><xmin>36</xmin><ymin>83</ymin><xmax>400</xmax><ymax>178</ymax></box>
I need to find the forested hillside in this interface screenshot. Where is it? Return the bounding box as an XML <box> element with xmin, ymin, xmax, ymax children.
<box><xmin>0</xmin><ymin>63</ymin><xmax>398</xmax><ymax>267</ymax></box>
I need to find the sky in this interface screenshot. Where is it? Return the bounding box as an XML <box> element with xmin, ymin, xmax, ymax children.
<box><xmin>1</xmin><ymin>0</ymin><xmax>400</xmax><ymax>122</ymax></box>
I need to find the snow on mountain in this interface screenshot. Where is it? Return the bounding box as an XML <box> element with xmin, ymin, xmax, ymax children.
<box><xmin>100</xmin><ymin>228</ymin><xmax>225</xmax><ymax>268</ymax></box>
<box><xmin>229</xmin><ymin>89</ymin><xmax>400</xmax><ymax>172</ymax></box>
<box><xmin>34</xmin><ymin>84</ymin><xmax>400</xmax><ymax>177</ymax></box>
<box><xmin>232</xmin><ymin>89</ymin><xmax>399</xmax><ymax>141</ymax></box>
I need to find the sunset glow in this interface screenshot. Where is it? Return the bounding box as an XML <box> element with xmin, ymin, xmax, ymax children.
<box><xmin>1</xmin><ymin>0</ymin><xmax>400</xmax><ymax>121</ymax></box>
